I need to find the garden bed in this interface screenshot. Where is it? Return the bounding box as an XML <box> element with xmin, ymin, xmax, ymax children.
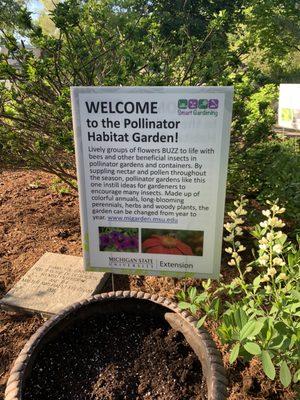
<box><xmin>0</xmin><ymin>169</ymin><xmax>297</xmax><ymax>400</ymax></box>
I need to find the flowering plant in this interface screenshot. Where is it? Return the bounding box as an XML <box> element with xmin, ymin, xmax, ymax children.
<box><xmin>99</xmin><ymin>228</ymin><xmax>138</xmax><ymax>252</ymax></box>
<box><xmin>142</xmin><ymin>234</ymin><xmax>193</xmax><ymax>255</ymax></box>
<box><xmin>177</xmin><ymin>198</ymin><xmax>300</xmax><ymax>387</ymax></box>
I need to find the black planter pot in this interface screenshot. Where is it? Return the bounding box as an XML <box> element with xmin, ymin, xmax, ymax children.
<box><xmin>5</xmin><ymin>291</ymin><xmax>227</xmax><ymax>400</ymax></box>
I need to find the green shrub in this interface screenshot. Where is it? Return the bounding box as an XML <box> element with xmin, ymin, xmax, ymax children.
<box><xmin>228</xmin><ymin>138</ymin><xmax>300</xmax><ymax>223</ymax></box>
<box><xmin>0</xmin><ymin>0</ymin><xmax>243</xmax><ymax>187</ymax></box>
<box><xmin>0</xmin><ymin>0</ymin><xmax>299</xmax><ymax>193</ymax></box>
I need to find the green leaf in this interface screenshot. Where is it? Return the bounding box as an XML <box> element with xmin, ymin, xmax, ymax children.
<box><xmin>189</xmin><ymin>304</ymin><xmax>198</xmax><ymax>315</ymax></box>
<box><xmin>261</xmin><ymin>350</ymin><xmax>276</xmax><ymax>380</ymax></box>
<box><xmin>270</xmin><ymin>304</ymin><xmax>278</xmax><ymax>315</ymax></box>
<box><xmin>291</xmin><ymin>290</ymin><xmax>300</xmax><ymax>301</ymax></box>
<box><xmin>212</xmin><ymin>298</ymin><xmax>220</xmax><ymax>317</ymax></box>
<box><xmin>194</xmin><ymin>292</ymin><xmax>207</xmax><ymax>304</ymax></box>
<box><xmin>253</xmin><ymin>276</ymin><xmax>261</xmax><ymax>287</ymax></box>
<box><xmin>293</xmin><ymin>369</ymin><xmax>300</xmax><ymax>383</ymax></box>
<box><xmin>294</xmin><ymin>311</ymin><xmax>300</xmax><ymax>317</ymax></box>
<box><xmin>178</xmin><ymin>301</ymin><xmax>191</xmax><ymax>310</ymax></box>
<box><xmin>196</xmin><ymin>315</ymin><xmax>207</xmax><ymax>329</ymax></box>
<box><xmin>176</xmin><ymin>290</ymin><xmax>186</xmax><ymax>302</ymax></box>
<box><xmin>240</xmin><ymin>320</ymin><xmax>263</xmax><ymax>341</ymax></box>
<box><xmin>251</xmin><ymin>229</ymin><xmax>261</xmax><ymax>239</ymax></box>
<box><xmin>280</xmin><ymin>361</ymin><xmax>291</xmax><ymax>387</ymax></box>
<box><xmin>275</xmin><ymin>322</ymin><xmax>289</xmax><ymax>336</ymax></box>
<box><xmin>244</xmin><ymin>342</ymin><xmax>261</xmax><ymax>355</ymax></box>
<box><xmin>278</xmin><ymin>233</ymin><xmax>287</xmax><ymax>246</ymax></box>
<box><xmin>253</xmin><ymin>276</ymin><xmax>261</xmax><ymax>293</ymax></box>
<box><xmin>269</xmin><ymin>335</ymin><xmax>286</xmax><ymax>350</ymax></box>
<box><xmin>202</xmin><ymin>279</ymin><xmax>211</xmax><ymax>290</ymax></box>
<box><xmin>229</xmin><ymin>343</ymin><xmax>240</xmax><ymax>364</ymax></box>
<box><xmin>290</xmin><ymin>302</ymin><xmax>300</xmax><ymax>313</ymax></box>
<box><xmin>266</xmin><ymin>327</ymin><xmax>273</xmax><ymax>343</ymax></box>
<box><xmin>188</xmin><ymin>287</ymin><xmax>197</xmax><ymax>302</ymax></box>
<box><xmin>290</xmin><ymin>334</ymin><xmax>297</xmax><ymax>348</ymax></box>
<box><xmin>234</xmin><ymin>308</ymin><xmax>248</xmax><ymax>330</ymax></box>
<box><xmin>287</xmin><ymin>252</ymin><xmax>296</xmax><ymax>267</ymax></box>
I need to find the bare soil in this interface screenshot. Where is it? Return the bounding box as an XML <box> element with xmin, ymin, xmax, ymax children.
<box><xmin>24</xmin><ymin>313</ymin><xmax>205</xmax><ymax>400</ymax></box>
<box><xmin>0</xmin><ymin>169</ymin><xmax>297</xmax><ymax>400</ymax></box>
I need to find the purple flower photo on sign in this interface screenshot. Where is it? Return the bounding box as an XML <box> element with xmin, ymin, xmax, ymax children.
<box><xmin>99</xmin><ymin>227</ymin><xmax>139</xmax><ymax>252</ymax></box>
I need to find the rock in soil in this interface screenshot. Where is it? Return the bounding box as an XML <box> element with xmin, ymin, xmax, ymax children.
<box><xmin>23</xmin><ymin>313</ymin><xmax>206</xmax><ymax>400</ymax></box>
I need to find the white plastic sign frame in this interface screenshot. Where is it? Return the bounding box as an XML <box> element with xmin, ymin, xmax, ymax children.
<box><xmin>278</xmin><ymin>84</ymin><xmax>300</xmax><ymax>130</ymax></box>
<box><xmin>71</xmin><ymin>86</ymin><xmax>233</xmax><ymax>279</ymax></box>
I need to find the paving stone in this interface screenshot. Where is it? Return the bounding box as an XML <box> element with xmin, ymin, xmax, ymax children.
<box><xmin>0</xmin><ymin>252</ymin><xmax>109</xmax><ymax>316</ymax></box>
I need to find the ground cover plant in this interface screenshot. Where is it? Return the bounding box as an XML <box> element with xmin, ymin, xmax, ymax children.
<box><xmin>178</xmin><ymin>198</ymin><xmax>300</xmax><ymax>390</ymax></box>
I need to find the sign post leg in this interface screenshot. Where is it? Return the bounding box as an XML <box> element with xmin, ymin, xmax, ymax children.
<box><xmin>111</xmin><ymin>273</ymin><xmax>115</xmax><ymax>292</ymax></box>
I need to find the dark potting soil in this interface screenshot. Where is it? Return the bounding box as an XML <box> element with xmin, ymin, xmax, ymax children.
<box><xmin>23</xmin><ymin>313</ymin><xmax>206</xmax><ymax>400</ymax></box>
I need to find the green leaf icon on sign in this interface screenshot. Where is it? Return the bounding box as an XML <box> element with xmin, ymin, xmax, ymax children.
<box><xmin>178</xmin><ymin>99</ymin><xmax>187</xmax><ymax>109</ymax></box>
<box><xmin>199</xmin><ymin>99</ymin><xmax>208</xmax><ymax>109</ymax></box>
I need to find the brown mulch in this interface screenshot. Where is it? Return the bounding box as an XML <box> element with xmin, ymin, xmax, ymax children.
<box><xmin>0</xmin><ymin>169</ymin><xmax>297</xmax><ymax>400</ymax></box>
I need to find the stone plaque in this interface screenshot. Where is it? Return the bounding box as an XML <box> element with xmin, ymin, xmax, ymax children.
<box><xmin>0</xmin><ymin>252</ymin><xmax>109</xmax><ymax>315</ymax></box>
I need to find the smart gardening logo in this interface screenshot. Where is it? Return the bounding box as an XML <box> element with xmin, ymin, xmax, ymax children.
<box><xmin>178</xmin><ymin>98</ymin><xmax>219</xmax><ymax>116</ymax></box>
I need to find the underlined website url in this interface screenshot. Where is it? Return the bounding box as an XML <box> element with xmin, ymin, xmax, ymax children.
<box><xmin>107</xmin><ymin>215</ymin><xmax>178</xmax><ymax>224</ymax></box>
